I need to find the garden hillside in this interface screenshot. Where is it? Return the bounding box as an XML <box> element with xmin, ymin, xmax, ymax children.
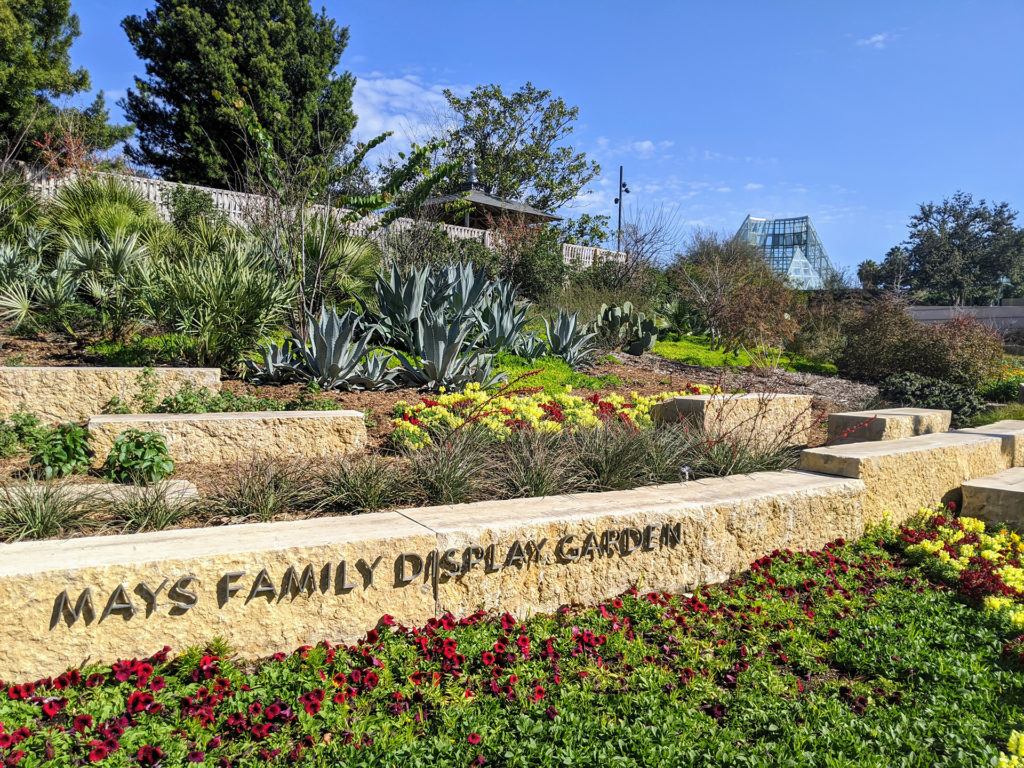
<box><xmin>1</xmin><ymin>512</ymin><xmax>1023</xmax><ymax>767</ymax></box>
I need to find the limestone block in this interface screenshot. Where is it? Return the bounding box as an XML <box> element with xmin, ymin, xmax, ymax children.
<box><xmin>14</xmin><ymin>479</ymin><xmax>197</xmax><ymax>507</ymax></box>
<box><xmin>407</xmin><ymin>471</ymin><xmax>866</xmax><ymax>621</ymax></box>
<box><xmin>828</xmin><ymin>408</ymin><xmax>951</xmax><ymax>444</ymax></box>
<box><xmin>955</xmin><ymin>420</ymin><xmax>1024</xmax><ymax>466</ymax></box>
<box><xmin>1018</xmin><ymin>382</ymin><xmax>1024</xmax><ymax>405</ymax></box>
<box><xmin>0</xmin><ymin>513</ymin><xmax>438</xmax><ymax>682</ymax></box>
<box><xmin>0</xmin><ymin>367</ymin><xmax>220</xmax><ymax>424</ymax></box>
<box><xmin>86</xmin><ymin>410</ymin><xmax>367</xmax><ymax>465</ymax></box>
<box><xmin>962</xmin><ymin>467</ymin><xmax>1024</xmax><ymax>527</ymax></box>
<box><xmin>651</xmin><ymin>393</ymin><xmax>816</xmax><ymax>446</ymax></box>
<box><xmin>798</xmin><ymin>431</ymin><xmax>1009</xmax><ymax>524</ymax></box>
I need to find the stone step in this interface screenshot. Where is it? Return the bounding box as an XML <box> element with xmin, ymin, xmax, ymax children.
<box><xmin>827</xmin><ymin>407</ymin><xmax>950</xmax><ymax>445</ymax></box>
<box><xmin>961</xmin><ymin>466</ymin><xmax>1024</xmax><ymax>527</ymax></box>
<box><xmin>799</xmin><ymin>430</ymin><xmax>1010</xmax><ymax>524</ymax></box>
<box><xmin>955</xmin><ymin>420</ymin><xmax>1024</xmax><ymax>465</ymax></box>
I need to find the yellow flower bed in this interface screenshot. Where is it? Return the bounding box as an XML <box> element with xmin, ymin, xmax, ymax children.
<box><xmin>390</xmin><ymin>383</ymin><xmax>720</xmax><ymax>449</ymax></box>
<box><xmin>898</xmin><ymin>506</ymin><xmax>1024</xmax><ymax>627</ymax></box>
<box><xmin>999</xmin><ymin>731</ymin><xmax>1024</xmax><ymax>768</ymax></box>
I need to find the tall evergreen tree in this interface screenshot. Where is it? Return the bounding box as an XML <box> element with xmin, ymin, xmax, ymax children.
<box><xmin>121</xmin><ymin>0</ymin><xmax>357</xmax><ymax>188</ymax></box>
<box><xmin>0</xmin><ymin>0</ymin><xmax>130</xmax><ymax>162</ymax></box>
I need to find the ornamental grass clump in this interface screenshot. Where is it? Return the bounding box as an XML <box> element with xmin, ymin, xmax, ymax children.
<box><xmin>105</xmin><ymin>484</ymin><xmax>193</xmax><ymax>533</ymax></box>
<box><xmin>0</xmin><ymin>482</ymin><xmax>100</xmax><ymax>542</ymax></box>
<box><xmin>320</xmin><ymin>455</ymin><xmax>412</xmax><ymax>515</ymax></box>
<box><xmin>407</xmin><ymin>428</ymin><xmax>493</xmax><ymax>506</ymax></box>
<box><xmin>205</xmin><ymin>458</ymin><xmax>318</xmax><ymax>523</ymax></box>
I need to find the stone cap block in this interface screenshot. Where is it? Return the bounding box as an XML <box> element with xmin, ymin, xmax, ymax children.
<box><xmin>0</xmin><ymin>366</ymin><xmax>221</xmax><ymax>424</ymax></box>
<box><xmin>6</xmin><ymin>479</ymin><xmax>197</xmax><ymax>508</ymax></box>
<box><xmin>651</xmin><ymin>393</ymin><xmax>815</xmax><ymax>447</ymax></box>
<box><xmin>955</xmin><ymin>420</ymin><xmax>1024</xmax><ymax>466</ymax></box>
<box><xmin>799</xmin><ymin>430</ymin><xmax>1009</xmax><ymax>524</ymax></box>
<box><xmin>0</xmin><ymin>511</ymin><xmax>432</xmax><ymax>577</ymax></box>
<box><xmin>86</xmin><ymin>410</ymin><xmax>367</xmax><ymax>464</ymax></box>
<box><xmin>961</xmin><ymin>466</ymin><xmax>1024</xmax><ymax>527</ymax></box>
<box><xmin>827</xmin><ymin>407</ymin><xmax>951</xmax><ymax>444</ymax></box>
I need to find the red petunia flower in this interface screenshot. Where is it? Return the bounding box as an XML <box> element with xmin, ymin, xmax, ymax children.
<box><xmin>481</xmin><ymin>652</ymin><xmax>495</xmax><ymax>666</ymax></box>
<box><xmin>88</xmin><ymin>745</ymin><xmax>108</xmax><ymax>763</ymax></box>
<box><xmin>136</xmin><ymin>745</ymin><xmax>164</xmax><ymax>766</ymax></box>
<box><xmin>467</xmin><ymin>733</ymin><xmax>481</xmax><ymax>745</ymax></box>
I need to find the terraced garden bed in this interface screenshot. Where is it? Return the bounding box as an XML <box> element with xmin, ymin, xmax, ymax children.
<box><xmin>0</xmin><ymin>514</ymin><xmax>1019</xmax><ymax>767</ymax></box>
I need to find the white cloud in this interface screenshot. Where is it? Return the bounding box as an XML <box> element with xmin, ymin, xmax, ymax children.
<box><xmin>350</xmin><ymin>74</ymin><xmax>467</xmax><ymax>147</ymax></box>
<box><xmin>715</xmin><ymin>187</ymin><xmax>732</xmax><ymax>193</ymax></box>
<box><xmin>744</xmin><ymin>182</ymin><xmax>763</xmax><ymax>190</ymax></box>
<box><xmin>856</xmin><ymin>33</ymin><xmax>893</xmax><ymax>49</ymax></box>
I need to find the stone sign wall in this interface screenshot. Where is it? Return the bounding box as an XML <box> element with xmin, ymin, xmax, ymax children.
<box><xmin>2</xmin><ymin>418</ymin><xmax>1023</xmax><ymax>682</ymax></box>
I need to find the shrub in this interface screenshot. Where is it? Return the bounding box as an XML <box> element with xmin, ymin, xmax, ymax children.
<box><xmin>878</xmin><ymin>373</ymin><xmax>984</xmax><ymax>427</ymax></box>
<box><xmin>670</xmin><ymin>232</ymin><xmax>798</xmax><ymax>351</ymax></box>
<box><xmin>29</xmin><ymin>424</ymin><xmax>92</xmax><ymax>479</ymax></box>
<box><xmin>162</xmin><ymin>185</ymin><xmax>222</xmax><ymax>232</ymax></box>
<box><xmin>0</xmin><ymin>409</ymin><xmax>50</xmax><ymax>457</ymax></box>
<box><xmin>103</xmin><ymin>429</ymin><xmax>175</xmax><ymax>484</ymax></box>
<box><xmin>838</xmin><ymin>300</ymin><xmax>1003</xmax><ymax>385</ymax></box>
<box><xmin>152</xmin><ymin>239</ymin><xmax>293</xmax><ymax>368</ymax></box>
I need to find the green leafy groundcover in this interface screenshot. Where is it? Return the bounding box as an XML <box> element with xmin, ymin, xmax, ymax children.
<box><xmin>1</xmin><ymin>536</ymin><xmax>1020</xmax><ymax>767</ymax></box>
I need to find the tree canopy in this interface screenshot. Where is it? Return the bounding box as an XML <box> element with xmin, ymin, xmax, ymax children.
<box><xmin>432</xmin><ymin>82</ymin><xmax>600</xmax><ymax>215</ymax></box>
<box><xmin>0</xmin><ymin>0</ymin><xmax>130</xmax><ymax>162</ymax></box>
<box><xmin>858</xmin><ymin>192</ymin><xmax>1022</xmax><ymax>304</ymax></box>
<box><xmin>121</xmin><ymin>0</ymin><xmax>357</xmax><ymax>188</ymax></box>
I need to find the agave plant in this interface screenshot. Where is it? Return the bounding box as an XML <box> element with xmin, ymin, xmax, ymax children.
<box><xmin>349</xmin><ymin>349</ymin><xmax>400</xmax><ymax>391</ymax></box>
<box><xmin>361</xmin><ymin>264</ymin><xmax>438</xmax><ymax>350</ymax></box>
<box><xmin>475</xmin><ymin>279</ymin><xmax>529</xmax><ymax>351</ymax></box>
<box><xmin>289</xmin><ymin>306</ymin><xmax>369</xmax><ymax>390</ymax></box>
<box><xmin>395</xmin><ymin>312</ymin><xmax>506</xmax><ymax>391</ymax></box>
<box><xmin>514</xmin><ymin>331</ymin><xmax>549</xmax><ymax>361</ymax></box>
<box><xmin>544</xmin><ymin>309</ymin><xmax>597</xmax><ymax>370</ymax></box>
<box><xmin>245</xmin><ymin>340</ymin><xmax>299</xmax><ymax>383</ymax></box>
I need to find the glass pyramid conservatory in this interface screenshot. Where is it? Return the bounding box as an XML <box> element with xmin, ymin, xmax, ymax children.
<box><xmin>736</xmin><ymin>215</ymin><xmax>834</xmax><ymax>289</ymax></box>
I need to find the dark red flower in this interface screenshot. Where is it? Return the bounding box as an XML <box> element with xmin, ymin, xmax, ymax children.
<box><xmin>481</xmin><ymin>652</ymin><xmax>495</xmax><ymax>666</ymax></box>
<box><xmin>88</xmin><ymin>746</ymin><xmax>108</xmax><ymax>763</ymax></box>
<box><xmin>467</xmin><ymin>733</ymin><xmax>481</xmax><ymax>745</ymax></box>
<box><xmin>187</xmin><ymin>751</ymin><xmax>205</xmax><ymax>762</ymax></box>
<box><xmin>135</xmin><ymin>745</ymin><xmax>163</xmax><ymax>766</ymax></box>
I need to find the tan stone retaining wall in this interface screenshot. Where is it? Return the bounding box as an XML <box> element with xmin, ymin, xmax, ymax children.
<box><xmin>0</xmin><ymin>367</ymin><xmax>220</xmax><ymax>424</ymax></box>
<box><xmin>0</xmin><ymin>470</ymin><xmax>865</xmax><ymax>681</ymax></box>
<box><xmin>86</xmin><ymin>410</ymin><xmax>367</xmax><ymax>465</ymax></box>
<box><xmin>651</xmin><ymin>393</ymin><xmax>816</xmax><ymax>446</ymax></box>
<box><xmin>4</xmin><ymin>419</ymin><xmax>1024</xmax><ymax>681</ymax></box>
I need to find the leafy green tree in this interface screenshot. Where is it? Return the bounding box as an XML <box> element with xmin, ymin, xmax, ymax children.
<box><xmin>433</xmin><ymin>82</ymin><xmax>600</xmax><ymax>215</ymax></box>
<box><xmin>0</xmin><ymin>0</ymin><xmax>130</xmax><ymax>162</ymax></box>
<box><xmin>121</xmin><ymin>0</ymin><xmax>357</xmax><ymax>188</ymax></box>
<box><xmin>902</xmin><ymin>191</ymin><xmax>1020</xmax><ymax>305</ymax></box>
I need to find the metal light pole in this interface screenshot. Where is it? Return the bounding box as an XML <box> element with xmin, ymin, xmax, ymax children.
<box><xmin>614</xmin><ymin>165</ymin><xmax>630</xmax><ymax>253</ymax></box>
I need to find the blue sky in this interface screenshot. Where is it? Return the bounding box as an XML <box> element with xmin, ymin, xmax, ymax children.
<box><xmin>70</xmin><ymin>1</ymin><xmax>1023</xmax><ymax>269</ymax></box>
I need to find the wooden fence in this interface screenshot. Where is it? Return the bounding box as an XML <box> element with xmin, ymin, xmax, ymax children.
<box><xmin>28</xmin><ymin>170</ymin><xmax>621</xmax><ymax>268</ymax></box>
